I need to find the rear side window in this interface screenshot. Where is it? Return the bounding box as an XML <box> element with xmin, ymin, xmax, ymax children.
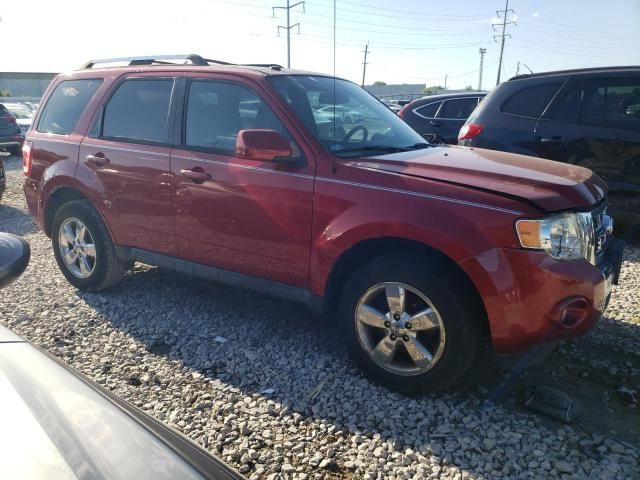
<box><xmin>581</xmin><ymin>77</ymin><xmax>640</xmax><ymax>131</ymax></box>
<box><xmin>102</xmin><ymin>79</ymin><xmax>173</xmax><ymax>144</ymax></box>
<box><xmin>413</xmin><ymin>101</ymin><xmax>441</xmax><ymax>119</ymax></box>
<box><xmin>37</xmin><ymin>79</ymin><xmax>103</xmax><ymax>135</ymax></box>
<box><xmin>438</xmin><ymin>98</ymin><xmax>478</xmax><ymax>119</ymax></box>
<box><xmin>543</xmin><ymin>82</ymin><xmax>581</xmax><ymax>123</ymax></box>
<box><xmin>184</xmin><ymin>80</ymin><xmax>289</xmax><ymax>154</ymax></box>
<box><xmin>501</xmin><ymin>83</ymin><xmax>562</xmax><ymax>118</ymax></box>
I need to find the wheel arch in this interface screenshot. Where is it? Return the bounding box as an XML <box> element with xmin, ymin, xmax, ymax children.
<box><xmin>43</xmin><ymin>187</ymin><xmax>115</xmax><ymax>245</ymax></box>
<box><xmin>322</xmin><ymin>236</ymin><xmax>490</xmax><ymax>337</ymax></box>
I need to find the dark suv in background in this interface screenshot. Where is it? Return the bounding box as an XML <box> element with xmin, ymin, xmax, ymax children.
<box><xmin>459</xmin><ymin>66</ymin><xmax>640</xmax><ymax>227</ymax></box>
<box><xmin>399</xmin><ymin>92</ymin><xmax>486</xmax><ymax>144</ymax></box>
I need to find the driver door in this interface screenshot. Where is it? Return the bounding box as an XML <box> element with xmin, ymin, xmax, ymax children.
<box><xmin>170</xmin><ymin>76</ymin><xmax>315</xmax><ymax>288</ymax></box>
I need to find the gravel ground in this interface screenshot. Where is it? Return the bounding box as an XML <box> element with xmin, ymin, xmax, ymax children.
<box><xmin>1</xmin><ymin>156</ymin><xmax>639</xmax><ymax>479</ymax></box>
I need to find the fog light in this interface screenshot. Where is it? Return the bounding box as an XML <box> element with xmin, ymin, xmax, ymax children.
<box><xmin>550</xmin><ymin>297</ymin><xmax>591</xmax><ymax>329</ymax></box>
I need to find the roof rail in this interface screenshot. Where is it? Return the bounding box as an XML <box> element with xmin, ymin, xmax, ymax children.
<box><xmin>80</xmin><ymin>54</ymin><xmax>228</xmax><ymax>69</ymax></box>
<box><xmin>509</xmin><ymin>65</ymin><xmax>640</xmax><ymax>81</ymax></box>
<box><xmin>241</xmin><ymin>63</ymin><xmax>284</xmax><ymax>70</ymax></box>
<box><xmin>80</xmin><ymin>55</ymin><xmax>285</xmax><ymax>71</ymax></box>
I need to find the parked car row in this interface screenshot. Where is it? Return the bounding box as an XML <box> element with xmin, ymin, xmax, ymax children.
<box><xmin>22</xmin><ymin>54</ymin><xmax>623</xmax><ymax>394</ymax></box>
<box><xmin>394</xmin><ymin>67</ymin><xmax>639</xmax><ymax>228</ymax></box>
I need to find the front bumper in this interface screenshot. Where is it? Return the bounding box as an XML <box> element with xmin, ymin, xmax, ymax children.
<box><xmin>460</xmin><ymin>239</ymin><xmax>624</xmax><ymax>353</ymax></box>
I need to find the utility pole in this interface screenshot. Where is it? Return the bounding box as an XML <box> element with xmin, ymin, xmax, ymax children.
<box><xmin>493</xmin><ymin>0</ymin><xmax>516</xmax><ymax>86</ymax></box>
<box><xmin>361</xmin><ymin>42</ymin><xmax>369</xmax><ymax>87</ymax></box>
<box><xmin>444</xmin><ymin>74</ymin><xmax>448</xmax><ymax>92</ymax></box>
<box><xmin>478</xmin><ymin>48</ymin><xmax>486</xmax><ymax>90</ymax></box>
<box><xmin>273</xmin><ymin>1</ymin><xmax>305</xmax><ymax>68</ymax></box>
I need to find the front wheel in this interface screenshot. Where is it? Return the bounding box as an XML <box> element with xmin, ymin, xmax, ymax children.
<box><xmin>338</xmin><ymin>254</ymin><xmax>480</xmax><ymax>394</ymax></box>
<box><xmin>52</xmin><ymin>200</ymin><xmax>130</xmax><ymax>291</ymax></box>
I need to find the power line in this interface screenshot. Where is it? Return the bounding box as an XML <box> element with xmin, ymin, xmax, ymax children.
<box><xmin>493</xmin><ymin>0</ymin><xmax>517</xmax><ymax>85</ymax></box>
<box><xmin>273</xmin><ymin>0</ymin><xmax>305</xmax><ymax>68</ymax></box>
<box><xmin>310</xmin><ymin>0</ymin><xmax>489</xmax><ymax>19</ymax></box>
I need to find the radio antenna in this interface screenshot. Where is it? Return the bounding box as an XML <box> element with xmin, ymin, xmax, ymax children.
<box><xmin>332</xmin><ymin>0</ymin><xmax>337</xmax><ymax>172</ymax></box>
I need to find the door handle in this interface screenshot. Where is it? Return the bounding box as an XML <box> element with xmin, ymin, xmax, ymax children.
<box><xmin>180</xmin><ymin>168</ymin><xmax>212</xmax><ymax>183</ymax></box>
<box><xmin>430</xmin><ymin>120</ymin><xmax>442</xmax><ymax>127</ymax></box>
<box><xmin>86</xmin><ymin>154</ymin><xmax>110</xmax><ymax>167</ymax></box>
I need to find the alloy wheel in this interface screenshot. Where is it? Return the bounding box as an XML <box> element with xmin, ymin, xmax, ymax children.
<box><xmin>354</xmin><ymin>282</ymin><xmax>446</xmax><ymax>376</ymax></box>
<box><xmin>58</xmin><ymin>217</ymin><xmax>97</xmax><ymax>279</ymax></box>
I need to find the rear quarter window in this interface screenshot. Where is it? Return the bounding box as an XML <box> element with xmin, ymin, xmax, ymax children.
<box><xmin>500</xmin><ymin>82</ymin><xmax>562</xmax><ymax>119</ymax></box>
<box><xmin>37</xmin><ymin>79</ymin><xmax>103</xmax><ymax>135</ymax></box>
<box><xmin>413</xmin><ymin>101</ymin><xmax>441</xmax><ymax>119</ymax></box>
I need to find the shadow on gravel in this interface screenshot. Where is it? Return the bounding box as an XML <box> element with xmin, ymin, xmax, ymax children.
<box><xmin>0</xmin><ymin>204</ymin><xmax>39</xmax><ymax>236</ymax></box>
<box><xmin>75</xmin><ymin>259</ymin><xmax>640</xmax><ymax>476</ymax></box>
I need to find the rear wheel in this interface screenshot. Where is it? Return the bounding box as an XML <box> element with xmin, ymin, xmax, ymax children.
<box><xmin>52</xmin><ymin>200</ymin><xmax>130</xmax><ymax>291</ymax></box>
<box><xmin>338</xmin><ymin>254</ymin><xmax>480</xmax><ymax>394</ymax></box>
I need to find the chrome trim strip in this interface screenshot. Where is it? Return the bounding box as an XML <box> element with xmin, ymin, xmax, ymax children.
<box><xmin>32</xmin><ymin>140</ymin><xmax>522</xmax><ymax>214</ymax></box>
<box><xmin>82</xmin><ymin>143</ymin><xmax>171</xmax><ymax>157</ymax></box>
<box><xmin>172</xmin><ymin>154</ymin><xmax>314</xmax><ymax>180</ymax></box>
<box><xmin>174</xmin><ymin>155</ymin><xmax>521</xmax><ymax>214</ymax></box>
<box><xmin>31</xmin><ymin>137</ymin><xmax>79</xmax><ymax>146</ymax></box>
<box><xmin>316</xmin><ymin>177</ymin><xmax>523</xmax><ymax>215</ymax></box>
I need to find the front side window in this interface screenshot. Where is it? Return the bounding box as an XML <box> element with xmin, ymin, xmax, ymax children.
<box><xmin>37</xmin><ymin>79</ymin><xmax>103</xmax><ymax>135</ymax></box>
<box><xmin>438</xmin><ymin>98</ymin><xmax>478</xmax><ymax>119</ymax></box>
<box><xmin>268</xmin><ymin>75</ymin><xmax>427</xmax><ymax>157</ymax></box>
<box><xmin>413</xmin><ymin>101</ymin><xmax>441</xmax><ymax>119</ymax></box>
<box><xmin>501</xmin><ymin>83</ymin><xmax>562</xmax><ymax>119</ymax></box>
<box><xmin>102</xmin><ymin>79</ymin><xmax>173</xmax><ymax>143</ymax></box>
<box><xmin>184</xmin><ymin>81</ymin><xmax>290</xmax><ymax>154</ymax></box>
<box><xmin>581</xmin><ymin>78</ymin><xmax>640</xmax><ymax>131</ymax></box>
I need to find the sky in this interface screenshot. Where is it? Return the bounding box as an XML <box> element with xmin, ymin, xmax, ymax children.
<box><xmin>0</xmin><ymin>0</ymin><xmax>638</xmax><ymax>90</ymax></box>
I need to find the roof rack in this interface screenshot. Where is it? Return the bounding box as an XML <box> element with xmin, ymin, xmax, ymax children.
<box><xmin>80</xmin><ymin>55</ymin><xmax>284</xmax><ymax>71</ymax></box>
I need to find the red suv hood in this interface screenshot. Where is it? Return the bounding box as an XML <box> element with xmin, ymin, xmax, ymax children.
<box><xmin>353</xmin><ymin>146</ymin><xmax>607</xmax><ymax>212</ymax></box>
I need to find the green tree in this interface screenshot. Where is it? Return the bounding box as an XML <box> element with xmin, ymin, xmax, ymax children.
<box><xmin>423</xmin><ymin>85</ymin><xmax>443</xmax><ymax>94</ymax></box>
<box><xmin>373</xmin><ymin>81</ymin><xmax>387</xmax><ymax>86</ymax></box>
<box><xmin>0</xmin><ymin>89</ymin><xmax>12</xmax><ymax>97</ymax></box>
<box><xmin>465</xmin><ymin>85</ymin><xmax>473</xmax><ymax>90</ymax></box>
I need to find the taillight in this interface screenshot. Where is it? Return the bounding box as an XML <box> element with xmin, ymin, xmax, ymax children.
<box><xmin>6</xmin><ymin>114</ymin><xmax>16</xmax><ymax>123</ymax></box>
<box><xmin>458</xmin><ymin>123</ymin><xmax>484</xmax><ymax>141</ymax></box>
<box><xmin>398</xmin><ymin>100</ymin><xmax>417</xmax><ymax>118</ymax></box>
<box><xmin>22</xmin><ymin>142</ymin><xmax>33</xmax><ymax>177</ymax></box>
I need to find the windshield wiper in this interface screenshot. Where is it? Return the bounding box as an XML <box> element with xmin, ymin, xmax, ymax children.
<box><xmin>404</xmin><ymin>142</ymin><xmax>432</xmax><ymax>150</ymax></box>
<box><xmin>335</xmin><ymin>145</ymin><xmax>411</xmax><ymax>156</ymax></box>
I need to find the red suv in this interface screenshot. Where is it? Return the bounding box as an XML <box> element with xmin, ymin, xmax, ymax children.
<box><xmin>23</xmin><ymin>55</ymin><xmax>624</xmax><ymax>393</ymax></box>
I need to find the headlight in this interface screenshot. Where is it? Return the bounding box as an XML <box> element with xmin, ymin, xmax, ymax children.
<box><xmin>516</xmin><ymin>212</ymin><xmax>593</xmax><ymax>261</ymax></box>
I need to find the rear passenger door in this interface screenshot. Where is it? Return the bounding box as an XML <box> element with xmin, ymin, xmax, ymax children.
<box><xmin>433</xmin><ymin>97</ymin><xmax>479</xmax><ymax>144</ymax></box>
<box><xmin>170</xmin><ymin>76</ymin><xmax>314</xmax><ymax>288</ymax></box>
<box><xmin>498</xmin><ymin>82</ymin><xmax>563</xmax><ymax>155</ymax></box>
<box><xmin>79</xmin><ymin>75</ymin><xmax>179</xmax><ymax>256</ymax></box>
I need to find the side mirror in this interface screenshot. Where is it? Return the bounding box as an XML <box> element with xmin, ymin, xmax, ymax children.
<box><xmin>235</xmin><ymin>129</ymin><xmax>295</xmax><ymax>163</ymax></box>
<box><xmin>0</xmin><ymin>233</ymin><xmax>30</xmax><ymax>290</ymax></box>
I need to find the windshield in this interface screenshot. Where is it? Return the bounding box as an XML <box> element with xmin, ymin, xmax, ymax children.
<box><xmin>267</xmin><ymin>75</ymin><xmax>428</xmax><ymax>158</ymax></box>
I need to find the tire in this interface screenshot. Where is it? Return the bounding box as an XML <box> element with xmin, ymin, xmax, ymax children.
<box><xmin>9</xmin><ymin>145</ymin><xmax>22</xmax><ymax>157</ymax></box>
<box><xmin>51</xmin><ymin>200</ymin><xmax>130</xmax><ymax>291</ymax></box>
<box><xmin>338</xmin><ymin>253</ymin><xmax>480</xmax><ymax>394</ymax></box>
